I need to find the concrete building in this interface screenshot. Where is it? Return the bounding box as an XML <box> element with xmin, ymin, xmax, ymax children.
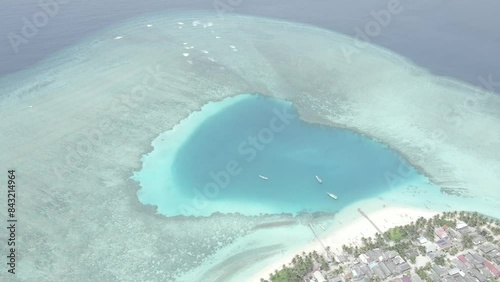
<box><xmin>417</xmin><ymin>237</ymin><xmax>428</xmax><ymax>244</ymax></box>
<box><xmin>313</xmin><ymin>270</ymin><xmax>327</xmax><ymax>282</ymax></box>
<box><xmin>428</xmin><ymin>250</ymin><xmax>445</xmax><ymax>260</ymax></box>
<box><xmin>392</xmin><ymin>256</ymin><xmax>405</xmax><ymax>265</ymax></box>
<box><xmin>470</xmin><ymin>251</ymin><xmax>485</xmax><ymax>263</ymax></box>
<box><xmin>470</xmin><ymin>269</ymin><xmax>487</xmax><ymax>282</ymax></box>
<box><xmin>334</xmin><ymin>255</ymin><xmax>347</xmax><ymax>263</ymax></box>
<box><xmin>411</xmin><ymin>274</ymin><xmax>423</xmax><ymax>282</ymax></box>
<box><xmin>424</xmin><ymin>242</ymin><xmax>438</xmax><ymax>253</ymax></box>
<box><xmin>385</xmin><ymin>261</ymin><xmax>398</xmax><ymax>274</ymax></box>
<box><xmin>358</xmin><ymin>254</ymin><xmax>369</xmax><ymax>264</ymax></box>
<box><xmin>472</xmin><ymin>235</ymin><xmax>485</xmax><ymax>245</ymax></box>
<box><xmin>372</xmin><ymin>265</ymin><xmax>386</xmax><ymax>280</ymax></box>
<box><xmin>330</xmin><ymin>276</ymin><xmax>342</xmax><ymax>282</ymax></box>
<box><xmin>398</xmin><ymin>262</ymin><xmax>411</xmax><ymax>273</ymax></box>
<box><xmin>432</xmin><ymin>265</ymin><xmax>448</xmax><ymax>278</ymax></box>
<box><xmin>351</xmin><ymin>267</ymin><xmax>362</xmax><ymax>278</ymax></box>
<box><xmin>384</xmin><ymin>250</ymin><xmax>399</xmax><ymax>259</ymax></box>
<box><xmin>360</xmin><ymin>264</ymin><xmax>373</xmax><ymax>277</ymax></box>
<box><xmin>429</xmin><ymin>270</ymin><xmax>441</xmax><ymax>282</ymax></box>
<box><xmin>435</xmin><ymin>238</ymin><xmax>453</xmax><ymax>249</ymax></box>
<box><xmin>478</xmin><ymin>265</ymin><xmax>493</xmax><ymax>279</ymax></box>
<box><xmin>478</xmin><ymin>243</ymin><xmax>496</xmax><ymax>255</ymax></box>
<box><xmin>448</xmin><ymin>268</ymin><xmax>461</xmax><ymax>277</ymax></box>
<box><xmin>458</xmin><ymin>226</ymin><xmax>472</xmax><ymax>235</ymax></box>
<box><xmin>379</xmin><ymin>261</ymin><xmax>392</xmax><ymax>277</ymax></box>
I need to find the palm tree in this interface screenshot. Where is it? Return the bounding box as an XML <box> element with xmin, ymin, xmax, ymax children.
<box><xmin>342</xmin><ymin>244</ymin><xmax>348</xmax><ymax>253</ymax></box>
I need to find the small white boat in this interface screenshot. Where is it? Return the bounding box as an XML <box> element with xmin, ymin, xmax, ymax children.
<box><xmin>259</xmin><ymin>175</ymin><xmax>268</xmax><ymax>180</ymax></box>
<box><xmin>327</xmin><ymin>192</ymin><xmax>338</xmax><ymax>200</ymax></box>
<box><xmin>319</xmin><ymin>224</ymin><xmax>326</xmax><ymax>231</ymax></box>
<box><xmin>316</xmin><ymin>175</ymin><xmax>323</xmax><ymax>184</ymax></box>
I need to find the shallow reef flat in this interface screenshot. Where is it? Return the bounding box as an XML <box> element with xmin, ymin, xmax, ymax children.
<box><xmin>0</xmin><ymin>12</ymin><xmax>499</xmax><ymax>281</ymax></box>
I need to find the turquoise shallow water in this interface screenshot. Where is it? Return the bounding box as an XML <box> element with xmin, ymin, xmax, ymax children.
<box><xmin>1</xmin><ymin>6</ymin><xmax>499</xmax><ymax>281</ymax></box>
<box><xmin>135</xmin><ymin>94</ymin><xmax>431</xmax><ymax>216</ymax></box>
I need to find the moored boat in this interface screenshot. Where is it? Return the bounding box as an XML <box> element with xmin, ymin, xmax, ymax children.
<box><xmin>315</xmin><ymin>175</ymin><xmax>322</xmax><ymax>184</ymax></box>
<box><xmin>327</xmin><ymin>192</ymin><xmax>338</xmax><ymax>199</ymax></box>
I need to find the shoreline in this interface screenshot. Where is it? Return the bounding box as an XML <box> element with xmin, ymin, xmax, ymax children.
<box><xmin>249</xmin><ymin>206</ymin><xmax>438</xmax><ymax>282</ymax></box>
<box><xmin>1</xmin><ymin>12</ymin><xmax>499</xmax><ymax>282</ymax></box>
<box><xmin>134</xmin><ymin>93</ymin><xmax>429</xmax><ymax>218</ymax></box>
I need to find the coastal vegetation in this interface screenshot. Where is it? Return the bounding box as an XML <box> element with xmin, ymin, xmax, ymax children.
<box><xmin>262</xmin><ymin>211</ymin><xmax>500</xmax><ymax>282</ymax></box>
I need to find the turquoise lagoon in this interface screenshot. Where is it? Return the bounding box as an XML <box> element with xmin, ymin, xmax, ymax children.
<box><xmin>134</xmin><ymin>94</ymin><xmax>431</xmax><ymax>216</ymax></box>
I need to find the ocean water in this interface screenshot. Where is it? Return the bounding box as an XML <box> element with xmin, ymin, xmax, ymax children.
<box><xmin>2</xmin><ymin>0</ymin><xmax>500</xmax><ymax>86</ymax></box>
<box><xmin>134</xmin><ymin>94</ymin><xmax>432</xmax><ymax>216</ymax></box>
<box><xmin>1</xmin><ymin>6</ymin><xmax>499</xmax><ymax>281</ymax></box>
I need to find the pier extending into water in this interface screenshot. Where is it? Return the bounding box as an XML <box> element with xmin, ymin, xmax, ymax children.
<box><xmin>308</xmin><ymin>223</ymin><xmax>331</xmax><ymax>258</ymax></box>
<box><xmin>358</xmin><ymin>208</ymin><xmax>383</xmax><ymax>234</ymax></box>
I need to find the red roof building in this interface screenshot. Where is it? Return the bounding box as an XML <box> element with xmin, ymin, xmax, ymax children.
<box><xmin>435</xmin><ymin>227</ymin><xmax>448</xmax><ymax>239</ymax></box>
<box><xmin>457</xmin><ymin>255</ymin><xmax>468</xmax><ymax>264</ymax></box>
<box><xmin>483</xmin><ymin>261</ymin><xmax>500</xmax><ymax>277</ymax></box>
<box><xmin>401</xmin><ymin>275</ymin><xmax>411</xmax><ymax>282</ymax></box>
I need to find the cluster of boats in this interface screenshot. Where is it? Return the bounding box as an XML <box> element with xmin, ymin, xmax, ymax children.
<box><xmin>258</xmin><ymin>174</ymin><xmax>339</xmax><ymax>200</ymax></box>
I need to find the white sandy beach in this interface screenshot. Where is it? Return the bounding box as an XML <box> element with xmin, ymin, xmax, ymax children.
<box><xmin>250</xmin><ymin>206</ymin><xmax>438</xmax><ymax>282</ymax></box>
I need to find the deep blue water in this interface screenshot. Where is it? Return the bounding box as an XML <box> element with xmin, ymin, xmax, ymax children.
<box><xmin>2</xmin><ymin>0</ymin><xmax>500</xmax><ymax>88</ymax></box>
<box><xmin>170</xmin><ymin>95</ymin><xmax>422</xmax><ymax>214</ymax></box>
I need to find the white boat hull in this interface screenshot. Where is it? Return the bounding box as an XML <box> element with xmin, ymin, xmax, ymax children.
<box><xmin>316</xmin><ymin>175</ymin><xmax>322</xmax><ymax>183</ymax></box>
<box><xmin>327</xmin><ymin>192</ymin><xmax>338</xmax><ymax>200</ymax></box>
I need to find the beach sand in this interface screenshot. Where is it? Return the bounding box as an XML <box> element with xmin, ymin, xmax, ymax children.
<box><xmin>250</xmin><ymin>206</ymin><xmax>437</xmax><ymax>282</ymax></box>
